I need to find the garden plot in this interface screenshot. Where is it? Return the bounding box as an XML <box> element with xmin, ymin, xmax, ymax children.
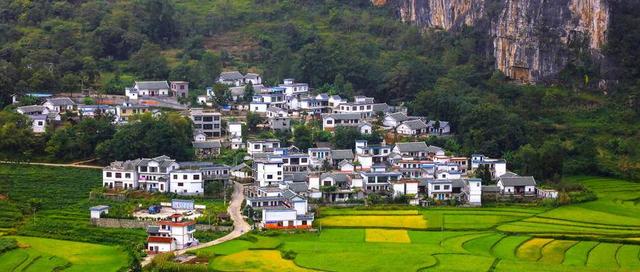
<box><xmin>317</xmin><ymin>215</ymin><xmax>428</xmax><ymax>229</ymax></box>
<box><xmin>365</xmin><ymin>229</ymin><xmax>411</xmax><ymax>243</ymax></box>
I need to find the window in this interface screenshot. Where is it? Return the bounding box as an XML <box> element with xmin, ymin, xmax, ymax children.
<box><xmin>434</xmin><ymin>185</ymin><xmax>440</xmax><ymax>190</ymax></box>
<box><xmin>150</xmin><ymin>167</ymin><xmax>157</xmax><ymax>172</ymax></box>
<box><xmin>203</xmin><ymin>116</ymin><xmax>213</xmax><ymax>122</ymax></box>
<box><xmin>178</xmin><ymin>182</ymin><xmax>184</xmax><ymax>186</ymax></box>
<box><xmin>203</xmin><ymin>124</ymin><xmax>213</xmax><ymax>129</ymax></box>
<box><xmin>367</xmin><ymin>105</ymin><xmax>371</xmax><ymax>110</ymax></box>
<box><xmin>214</xmin><ymin>124</ymin><xmax>220</xmax><ymax>128</ymax></box>
<box><xmin>37</xmin><ymin>121</ymin><xmax>43</xmax><ymax>126</ymax></box>
<box><xmin>277</xmin><ymin>171</ymin><xmax>282</xmax><ymax>175</ymax></box>
<box><xmin>194</xmin><ymin>116</ymin><xmax>202</xmax><ymax>121</ymax></box>
<box><xmin>214</xmin><ymin>116</ymin><xmax>220</xmax><ymax>121</ymax></box>
<box><xmin>115</xmin><ymin>173</ymin><xmax>122</xmax><ymax>178</ymax></box>
<box><xmin>140</xmin><ymin>166</ymin><xmax>147</xmax><ymax>172</ymax></box>
<box><xmin>106</xmin><ymin>172</ymin><xmax>112</xmax><ymax>177</ymax></box>
<box><xmin>254</xmin><ymin>144</ymin><xmax>260</xmax><ymax>149</ymax></box>
<box><xmin>173</xmin><ymin>174</ymin><xmax>178</xmax><ymax>179</ymax></box>
<box><xmin>183</xmin><ymin>175</ymin><xmax>188</xmax><ymax>179</ymax></box>
<box><xmin>193</xmin><ymin>175</ymin><xmax>200</xmax><ymax>180</ymax></box>
<box><xmin>444</xmin><ymin>185</ymin><xmax>450</xmax><ymax>190</ymax></box>
<box><xmin>301</xmin><ymin>158</ymin><xmax>307</xmax><ymax>163</ymax></box>
<box><xmin>125</xmin><ymin>173</ymin><xmax>131</xmax><ymax>178</ymax></box>
<box><xmin>267</xmin><ymin>175</ymin><xmax>273</xmax><ymax>179</ymax></box>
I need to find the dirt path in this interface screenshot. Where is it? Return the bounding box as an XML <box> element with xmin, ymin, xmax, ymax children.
<box><xmin>0</xmin><ymin>161</ymin><xmax>103</xmax><ymax>169</ymax></box>
<box><xmin>140</xmin><ymin>181</ymin><xmax>251</xmax><ymax>267</ymax></box>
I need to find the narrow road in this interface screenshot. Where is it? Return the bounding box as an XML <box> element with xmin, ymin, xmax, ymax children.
<box><xmin>0</xmin><ymin>160</ymin><xmax>103</xmax><ymax>169</ymax></box>
<box><xmin>141</xmin><ymin>181</ymin><xmax>251</xmax><ymax>267</ymax></box>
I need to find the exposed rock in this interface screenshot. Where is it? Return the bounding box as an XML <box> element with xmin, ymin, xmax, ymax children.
<box><xmin>377</xmin><ymin>0</ymin><xmax>610</xmax><ymax>83</ymax></box>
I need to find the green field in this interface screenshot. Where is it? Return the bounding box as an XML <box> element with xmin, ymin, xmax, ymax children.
<box><xmin>0</xmin><ymin>236</ymin><xmax>129</xmax><ymax>271</ymax></box>
<box><xmin>188</xmin><ymin>176</ymin><xmax>640</xmax><ymax>271</ymax></box>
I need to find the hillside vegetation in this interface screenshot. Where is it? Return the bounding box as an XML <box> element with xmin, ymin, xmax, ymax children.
<box><xmin>0</xmin><ymin>0</ymin><xmax>638</xmax><ymax>181</ymax></box>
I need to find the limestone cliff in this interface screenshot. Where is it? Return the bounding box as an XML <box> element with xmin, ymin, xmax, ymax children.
<box><xmin>376</xmin><ymin>0</ymin><xmax>610</xmax><ymax>83</ymax></box>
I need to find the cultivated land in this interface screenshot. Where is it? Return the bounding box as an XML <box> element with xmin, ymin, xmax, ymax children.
<box><xmin>191</xmin><ymin>176</ymin><xmax>640</xmax><ymax>271</ymax></box>
<box><xmin>0</xmin><ymin>236</ymin><xmax>129</xmax><ymax>272</ymax></box>
<box><xmin>0</xmin><ymin>165</ymin><xmax>637</xmax><ymax>271</ymax></box>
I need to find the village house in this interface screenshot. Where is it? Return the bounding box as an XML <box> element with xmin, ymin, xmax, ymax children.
<box><xmin>266</xmin><ymin>107</ymin><xmax>288</xmax><ymax>118</ymax></box>
<box><xmin>309</xmin><ymin>172</ymin><xmax>362</xmax><ymax>202</ymax></box>
<box><xmin>361</xmin><ymin>171</ymin><xmax>402</xmax><ymax>193</ymax></box>
<box><xmin>189</xmin><ymin>108</ymin><xmax>222</xmax><ymax>138</ymax></box>
<box><xmin>247</xmin><ymin>139</ymin><xmax>280</xmax><ymax>155</ymax></box>
<box><xmin>279</xmin><ymin>78</ymin><xmax>309</xmax><ymax>97</ymax></box>
<box><xmin>192</xmin><ymin>140</ymin><xmax>222</xmax><ymax>159</ymax></box>
<box><xmin>147</xmin><ymin>214</ymin><xmax>197</xmax><ymax>253</ymax></box>
<box><xmin>126</xmin><ymin>81</ymin><xmax>171</xmax><ymax>99</ymax></box>
<box><xmin>77</xmin><ymin>104</ymin><xmax>115</xmax><ymax>118</ymax></box>
<box><xmin>426</xmin><ymin>120</ymin><xmax>451</xmax><ymax>135</ymax></box>
<box><xmin>268</xmin><ymin>117</ymin><xmax>291</xmax><ymax>131</ymax></box>
<box><xmin>169</xmin><ymin>169</ymin><xmax>204</xmax><ymax>196</ymax></box>
<box><xmin>330</xmin><ymin>149</ymin><xmax>354</xmax><ymax>167</ymax></box>
<box><xmin>16</xmin><ymin>105</ymin><xmax>60</xmax><ymax>133</ymax></box>
<box><xmin>170</xmin><ymin>81</ymin><xmax>189</xmax><ymax>98</ymax></box>
<box><xmin>355</xmin><ymin>140</ymin><xmax>392</xmax><ymax>169</ymax></box>
<box><xmin>396</xmin><ymin>119</ymin><xmax>428</xmax><ymax>136</ymax></box>
<box><xmin>471</xmin><ymin>154</ymin><xmax>507</xmax><ymax>180</ymax></box>
<box><xmin>393</xmin><ymin>142</ymin><xmax>431</xmax><ymax>159</ymax></box>
<box><xmin>497</xmin><ymin>175</ymin><xmax>537</xmax><ymax>196</ymax></box>
<box><xmin>307</xmin><ymin>147</ymin><xmax>331</xmax><ymax>168</ymax></box>
<box><xmin>115</xmin><ymin>104</ymin><xmax>152</xmax><ymax>123</ymax></box>
<box><xmin>218</xmin><ymin>71</ymin><xmax>245</xmax><ymax>86</ymax></box>
<box><xmin>253</xmin><ymin>156</ymin><xmax>284</xmax><ymax>186</ymax></box>
<box><xmin>43</xmin><ymin>97</ymin><xmax>76</xmax><ymax>112</ymax></box>
<box><xmin>136</xmin><ymin>156</ymin><xmax>180</xmax><ymax>193</ymax></box>
<box><xmin>383</xmin><ymin>112</ymin><xmax>408</xmax><ymax>127</ymax></box>
<box><xmin>103</xmin><ymin>160</ymin><xmax>140</xmax><ymax>190</ymax></box>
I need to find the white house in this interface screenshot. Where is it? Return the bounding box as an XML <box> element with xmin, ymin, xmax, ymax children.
<box><xmin>147</xmin><ymin>214</ymin><xmax>197</xmax><ymax>253</ymax></box>
<box><xmin>308</xmin><ymin>147</ymin><xmax>331</xmax><ymax>168</ymax></box>
<box><xmin>266</xmin><ymin>107</ymin><xmax>288</xmax><ymax>118</ymax></box>
<box><xmin>103</xmin><ymin>160</ymin><xmax>140</xmax><ymax>190</ymax></box>
<box><xmin>249</xmin><ymin>102</ymin><xmax>268</xmax><ymax>113</ymax></box>
<box><xmin>471</xmin><ymin>154</ymin><xmax>507</xmax><ymax>180</ymax></box>
<box><xmin>89</xmin><ymin>205</ymin><xmax>110</xmax><ymax>219</ymax></box>
<box><xmin>466</xmin><ymin>178</ymin><xmax>482</xmax><ymax>205</ymax></box>
<box><xmin>322</xmin><ymin>113</ymin><xmax>362</xmax><ymax>131</ymax></box>
<box><xmin>132</xmin><ymin>81</ymin><xmax>170</xmax><ymax>97</ymax></box>
<box><xmin>392</xmin><ymin>179</ymin><xmax>419</xmax><ymax>197</ymax></box>
<box><xmin>170</xmin><ymin>81</ymin><xmax>189</xmax><ymax>98</ymax></box>
<box><xmin>397</xmin><ymin>119</ymin><xmax>428</xmax><ymax>135</ymax></box>
<box><xmin>279</xmin><ymin>79</ymin><xmax>309</xmax><ymax>96</ymax></box>
<box><xmin>228</xmin><ymin>122</ymin><xmax>242</xmax><ymax>139</ymax></box>
<box><xmin>426</xmin><ymin>120</ymin><xmax>451</xmax><ymax>135</ymax></box>
<box><xmin>383</xmin><ymin>112</ymin><xmax>408</xmax><ymax>127</ymax></box>
<box><xmin>247</xmin><ymin>139</ymin><xmax>280</xmax><ymax>155</ymax></box>
<box><xmin>169</xmin><ymin>170</ymin><xmax>204</xmax><ymax>196</ymax></box>
<box><xmin>43</xmin><ymin>97</ymin><xmax>75</xmax><ymax>112</ymax></box>
<box><xmin>253</xmin><ymin>156</ymin><xmax>284</xmax><ymax>186</ymax></box>
<box><xmin>497</xmin><ymin>175</ymin><xmax>537</xmax><ymax>196</ymax></box>
<box><xmin>137</xmin><ymin>156</ymin><xmax>180</xmax><ymax>193</ymax></box>
<box><xmin>77</xmin><ymin>104</ymin><xmax>116</xmax><ymax>118</ymax></box>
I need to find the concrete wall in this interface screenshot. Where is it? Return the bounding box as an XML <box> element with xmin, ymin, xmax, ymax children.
<box><xmin>91</xmin><ymin>218</ymin><xmax>232</xmax><ymax>232</ymax></box>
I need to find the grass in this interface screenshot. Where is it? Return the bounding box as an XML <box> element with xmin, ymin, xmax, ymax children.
<box><xmin>320</xmin><ymin>209</ymin><xmax>419</xmax><ymax>216</ymax></box>
<box><xmin>317</xmin><ymin>215</ymin><xmax>428</xmax><ymax>229</ymax></box>
<box><xmin>441</xmin><ymin>232</ymin><xmax>491</xmax><ymax>253</ymax></box>
<box><xmin>491</xmin><ymin>236</ymin><xmax>532</xmax><ymax>260</ymax></box>
<box><xmin>462</xmin><ymin>233</ymin><xmax>505</xmax><ymax>256</ymax></box>
<box><xmin>192</xmin><ymin>240</ymin><xmax>253</xmax><ymax>256</ymax></box>
<box><xmin>587</xmin><ymin>243</ymin><xmax>621</xmax><ymax>269</ymax></box>
<box><xmin>423</xmin><ymin>254</ymin><xmax>495</xmax><ymax>271</ymax></box>
<box><xmin>562</xmin><ymin>241</ymin><xmax>599</xmax><ymax>266</ymax></box>
<box><xmin>0</xmin><ymin>236</ymin><xmax>129</xmax><ymax>272</ymax></box>
<box><xmin>616</xmin><ymin>245</ymin><xmax>640</xmax><ymax>270</ymax></box>
<box><xmin>365</xmin><ymin>229</ymin><xmax>411</xmax><ymax>243</ymax></box>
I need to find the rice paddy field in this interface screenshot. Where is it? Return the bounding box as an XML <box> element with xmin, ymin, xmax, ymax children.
<box><xmin>0</xmin><ymin>236</ymin><xmax>129</xmax><ymax>272</ymax></box>
<box><xmin>193</xmin><ymin>176</ymin><xmax>640</xmax><ymax>271</ymax></box>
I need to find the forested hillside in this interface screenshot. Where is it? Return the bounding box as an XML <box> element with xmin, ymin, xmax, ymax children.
<box><xmin>0</xmin><ymin>0</ymin><xmax>639</xmax><ymax>181</ymax></box>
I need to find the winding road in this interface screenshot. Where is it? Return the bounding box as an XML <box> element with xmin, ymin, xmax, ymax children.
<box><xmin>141</xmin><ymin>181</ymin><xmax>251</xmax><ymax>267</ymax></box>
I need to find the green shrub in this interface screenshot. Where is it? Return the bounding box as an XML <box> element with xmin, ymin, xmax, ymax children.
<box><xmin>0</xmin><ymin>237</ymin><xmax>18</xmax><ymax>254</ymax></box>
<box><xmin>281</xmin><ymin>250</ymin><xmax>297</xmax><ymax>260</ymax></box>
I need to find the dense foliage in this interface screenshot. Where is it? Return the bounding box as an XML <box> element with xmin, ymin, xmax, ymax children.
<box><xmin>0</xmin><ymin>0</ymin><xmax>638</xmax><ymax>181</ymax></box>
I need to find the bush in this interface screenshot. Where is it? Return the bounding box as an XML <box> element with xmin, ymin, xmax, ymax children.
<box><xmin>0</xmin><ymin>237</ymin><xmax>18</xmax><ymax>254</ymax></box>
<box><xmin>147</xmin><ymin>253</ymin><xmax>208</xmax><ymax>272</ymax></box>
<box><xmin>281</xmin><ymin>250</ymin><xmax>297</xmax><ymax>260</ymax></box>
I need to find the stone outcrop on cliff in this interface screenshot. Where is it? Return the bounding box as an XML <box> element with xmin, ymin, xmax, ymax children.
<box><xmin>377</xmin><ymin>0</ymin><xmax>610</xmax><ymax>83</ymax></box>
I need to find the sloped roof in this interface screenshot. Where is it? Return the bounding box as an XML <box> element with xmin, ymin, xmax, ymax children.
<box><xmin>427</xmin><ymin>120</ymin><xmax>450</xmax><ymax>128</ymax></box>
<box><xmin>45</xmin><ymin>97</ymin><xmax>75</xmax><ymax>106</ymax></box>
<box><xmin>135</xmin><ymin>81</ymin><xmax>169</xmax><ymax>90</ymax></box>
<box><xmin>219</xmin><ymin>71</ymin><xmax>244</xmax><ymax>80</ymax></box>
<box><xmin>401</xmin><ymin>119</ymin><xmax>427</xmax><ymax>130</ymax></box>
<box><xmin>426</xmin><ymin>145</ymin><xmax>445</xmax><ymax>154</ymax></box>
<box><xmin>193</xmin><ymin>141</ymin><xmax>222</xmax><ymax>149</ymax></box>
<box><xmin>500</xmin><ymin>176</ymin><xmax>536</xmax><ymax>186</ymax></box>
<box><xmin>395</xmin><ymin>142</ymin><xmax>429</xmax><ymax>153</ymax></box>
<box><xmin>387</xmin><ymin>112</ymin><xmax>408</xmax><ymax>122</ymax></box>
<box><xmin>284</xmin><ymin>172</ymin><xmax>308</xmax><ymax>183</ymax></box>
<box><xmin>323</xmin><ymin>113</ymin><xmax>362</xmax><ymax>120</ymax></box>
<box><xmin>320</xmin><ymin>172</ymin><xmax>349</xmax><ymax>182</ymax></box>
<box><xmin>17</xmin><ymin>105</ymin><xmax>46</xmax><ymax>113</ymax></box>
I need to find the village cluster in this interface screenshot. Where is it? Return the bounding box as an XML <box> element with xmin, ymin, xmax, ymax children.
<box><xmin>14</xmin><ymin>71</ymin><xmax>557</xmax><ymax>253</ymax></box>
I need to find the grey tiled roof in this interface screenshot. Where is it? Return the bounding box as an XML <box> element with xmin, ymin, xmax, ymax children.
<box><xmin>136</xmin><ymin>81</ymin><xmax>169</xmax><ymax>90</ymax></box>
<box><xmin>219</xmin><ymin>71</ymin><xmax>244</xmax><ymax>80</ymax></box>
<box><xmin>17</xmin><ymin>105</ymin><xmax>46</xmax><ymax>113</ymax></box>
<box><xmin>394</xmin><ymin>142</ymin><xmax>429</xmax><ymax>153</ymax></box>
<box><xmin>320</xmin><ymin>172</ymin><xmax>349</xmax><ymax>182</ymax></box>
<box><xmin>45</xmin><ymin>97</ymin><xmax>75</xmax><ymax>106</ymax></box>
<box><xmin>387</xmin><ymin>112</ymin><xmax>408</xmax><ymax>122</ymax></box>
<box><xmin>323</xmin><ymin>113</ymin><xmax>362</xmax><ymax>120</ymax></box>
<box><xmin>500</xmin><ymin>176</ymin><xmax>536</xmax><ymax>186</ymax></box>
<box><xmin>193</xmin><ymin>141</ymin><xmax>222</xmax><ymax>149</ymax></box>
<box><xmin>401</xmin><ymin>119</ymin><xmax>427</xmax><ymax>130</ymax></box>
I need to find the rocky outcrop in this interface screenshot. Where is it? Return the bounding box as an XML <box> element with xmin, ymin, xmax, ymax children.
<box><xmin>377</xmin><ymin>0</ymin><xmax>610</xmax><ymax>83</ymax></box>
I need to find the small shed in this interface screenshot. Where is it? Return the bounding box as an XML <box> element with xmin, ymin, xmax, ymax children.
<box><xmin>89</xmin><ymin>205</ymin><xmax>110</xmax><ymax>219</ymax></box>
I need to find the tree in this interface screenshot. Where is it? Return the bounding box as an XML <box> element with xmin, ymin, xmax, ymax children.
<box><xmin>292</xmin><ymin>124</ymin><xmax>313</xmax><ymax>151</ymax></box>
<box><xmin>0</xmin><ymin>111</ymin><xmax>36</xmax><ymax>160</ymax></box>
<box><xmin>46</xmin><ymin>116</ymin><xmax>116</xmax><ymax>160</ymax></box>
<box><xmin>475</xmin><ymin>164</ymin><xmax>493</xmax><ymax>184</ymax></box>
<box><xmin>245</xmin><ymin>112</ymin><xmax>263</xmax><ymax>133</ymax></box>
<box><xmin>332</xmin><ymin>127</ymin><xmax>362</xmax><ymax>149</ymax></box>
<box><xmin>243</xmin><ymin>82</ymin><xmax>255</xmax><ymax>102</ymax></box>
<box><xmin>128</xmin><ymin>43</ymin><xmax>169</xmax><ymax>79</ymax></box>
<box><xmin>212</xmin><ymin>83</ymin><xmax>230</xmax><ymax>106</ymax></box>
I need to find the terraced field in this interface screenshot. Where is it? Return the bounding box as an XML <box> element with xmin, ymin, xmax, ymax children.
<box><xmin>191</xmin><ymin>176</ymin><xmax>640</xmax><ymax>271</ymax></box>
